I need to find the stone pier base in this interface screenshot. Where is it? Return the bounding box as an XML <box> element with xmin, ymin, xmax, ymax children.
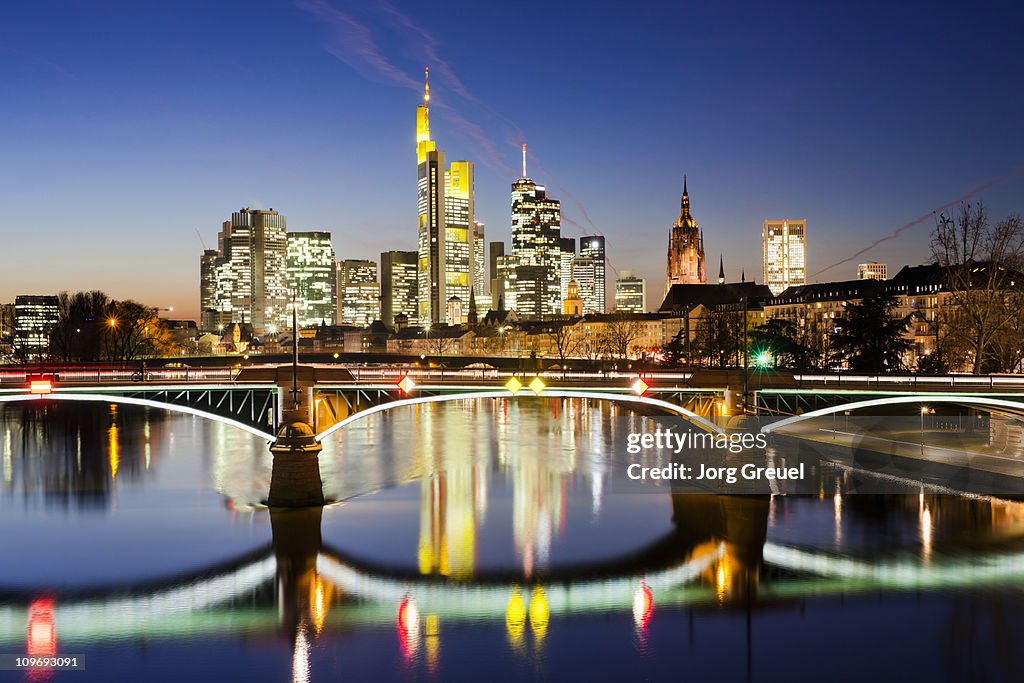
<box><xmin>267</xmin><ymin>421</ymin><xmax>325</xmax><ymax>508</ymax></box>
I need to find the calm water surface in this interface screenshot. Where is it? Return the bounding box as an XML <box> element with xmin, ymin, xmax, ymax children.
<box><xmin>2</xmin><ymin>399</ymin><xmax>1024</xmax><ymax>682</ymax></box>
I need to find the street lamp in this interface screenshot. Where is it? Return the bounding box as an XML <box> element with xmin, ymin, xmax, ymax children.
<box><xmin>920</xmin><ymin>405</ymin><xmax>930</xmax><ymax>455</ymax></box>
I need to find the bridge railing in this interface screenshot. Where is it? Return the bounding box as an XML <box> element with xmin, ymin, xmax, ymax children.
<box><xmin>0</xmin><ymin>367</ymin><xmax>239</xmax><ymax>384</ymax></box>
<box><xmin>793</xmin><ymin>373</ymin><xmax>1024</xmax><ymax>388</ymax></box>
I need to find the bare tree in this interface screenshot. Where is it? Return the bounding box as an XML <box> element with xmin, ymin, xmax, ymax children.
<box><xmin>931</xmin><ymin>204</ymin><xmax>1024</xmax><ymax>373</ymax></box>
<box><xmin>549</xmin><ymin>318</ymin><xmax>582</xmax><ymax>378</ymax></box>
<box><xmin>597</xmin><ymin>314</ymin><xmax>646</xmax><ymax>360</ymax></box>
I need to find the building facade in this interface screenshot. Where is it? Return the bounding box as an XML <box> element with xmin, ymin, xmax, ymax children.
<box><xmin>204</xmin><ymin>208</ymin><xmax>289</xmax><ymax>335</ymax></box>
<box><xmin>665</xmin><ymin>176</ymin><xmax>705</xmax><ymax>294</ymax></box>
<box><xmin>338</xmin><ymin>259</ymin><xmax>380</xmax><ymax>327</ymax></box>
<box><xmin>560</xmin><ymin>237</ymin><xmax>576</xmax><ymax>303</ymax></box>
<box><xmin>571</xmin><ymin>256</ymin><xmax>597</xmax><ymax>314</ymax></box>
<box><xmin>579</xmin><ymin>236</ymin><xmax>607</xmax><ymax>314</ymax></box>
<box><xmin>14</xmin><ymin>295</ymin><xmax>59</xmax><ymax>360</ymax></box>
<box><xmin>489</xmin><ymin>241</ymin><xmax>505</xmax><ymax>310</ymax></box>
<box><xmin>857</xmin><ymin>262</ymin><xmax>887</xmax><ymax>280</ymax></box>
<box><xmin>472</xmin><ymin>221</ymin><xmax>486</xmax><ymax>298</ymax></box>
<box><xmin>615</xmin><ymin>270</ymin><xmax>646</xmax><ymax>313</ymax></box>
<box><xmin>287</xmin><ymin>232</ymin><xmax>336</xmax><ymax>328</ymax></box>
<box><xmin>415</xmin><ymin>68</ymin><xmax>476</xmax><ymax>325</ymax></box>
<box><xmin>763</xmin><ymin>219</ymin><xmax>807</xmax><ymax>296</ymax></box>
<box><xmin>510</xmin><ymin>152</ymin><xmax>562</xmax><ymax>320</ymax></box>
<box><xmin>381</xmin><ymin>250</ymin><xmax>419</xmax><ymax>328</ymax></box>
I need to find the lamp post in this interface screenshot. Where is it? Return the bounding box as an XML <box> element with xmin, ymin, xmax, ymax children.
<box><xmin>920</xmin><ymin>405</ymin><xmax>929</xmax><ymax>455</ymax></box>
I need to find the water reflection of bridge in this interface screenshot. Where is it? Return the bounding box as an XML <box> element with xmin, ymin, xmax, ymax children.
<box><xmin>5</xmin><ymin>495</ymin><xmax>1024</xmax><ymax>648</ymax></box>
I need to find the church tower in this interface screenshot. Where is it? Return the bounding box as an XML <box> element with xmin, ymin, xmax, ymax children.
<box><xmin>665</xmin><ymin>176</ymin><xmax>706</xmax><ymax>294</ymax></box>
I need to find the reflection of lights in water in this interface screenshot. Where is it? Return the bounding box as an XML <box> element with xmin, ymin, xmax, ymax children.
<box><xmin>27</xmin><ymin>598</ymin><xmax>57</xmax><ymax>657</ymax></box>
<box><xmin>292</xmin><ymin>624</ymin><xmax>310</xmax><ymax>683</ymax></box>
<box><xmin>397</xmin><ymin>597</ymin><xmax>421</xmax><ymax>661</ymax></box>
<box><xmin>107</xmin><ymin>405</ymin><xmax>119</xmax><ymax>480</ymax></box>
<box><xmin>311</xmin><ymin>575</ymin><xmax>333</xmax><ymax>635</ymax></box>
<box><xmin>506</xmin><ymin>586</ymin><xmax>526</xmax><ymax>651</ymax></box>
<box><xmin>424</xmin><ymin>613</ymin><xmax>440</xmax><ymax>673</ymax></box>
<box><xmin>921</xmin><ymin>506</ymin><xmax>933</xmax><ymax>560</ymax></box>
<box><xmin>528</xmin><ymin>586</ymin><xmax>549</xmax><ymax>645</ymax></box>
<box><xmin>833</xmin><ymin>492</ymin><xmax>842</xmax><ymax>546</ymax></box>
<box><xmin>3</xmin><ymin>427</ymin><xmax>10</xmax><ymax>484</ymax></box>
<box><xmin>632</xmin><ymin>580</ymin><xmax>653</xmax><ymax>630</ymax></box>
<box><xmin>716</xmin><ymin>564</ymin><xmax>728</xmax><ymax>602</ymax></box>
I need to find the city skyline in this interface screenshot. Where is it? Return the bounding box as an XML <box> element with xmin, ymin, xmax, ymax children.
<box><xmin>2</xmin><ymin>1</ymin><xmax>1023</xmax><ymax>318</ymax></box>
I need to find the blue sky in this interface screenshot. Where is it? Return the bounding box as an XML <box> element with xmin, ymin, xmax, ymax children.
<box><xmin>1</xmin><ymin>0</ymin><xmax>1022</xmax><ymax>317</ymax></box>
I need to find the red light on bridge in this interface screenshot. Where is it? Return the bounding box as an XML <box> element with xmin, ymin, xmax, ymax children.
<box><xmin>29</xmin><ymin>379</ymin><xmax>53</xmax><ymax>395</ymax></box>
<box><xmin>632</xmin><ymin>580</ymin><xmax>653</xmax><ymax>630</ymax></box>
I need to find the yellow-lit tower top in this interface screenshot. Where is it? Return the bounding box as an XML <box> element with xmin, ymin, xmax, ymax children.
<box><xmin>416</xmin><ymin>66</ymin><xmax>436</xmax><ymax>163</ymax></box>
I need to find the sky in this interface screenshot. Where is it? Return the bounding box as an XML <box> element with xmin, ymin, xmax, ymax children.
<box><xmin>1</xmin><ymin>0</ymin><xmax>1022</xmax><ymax>319</ymax></box>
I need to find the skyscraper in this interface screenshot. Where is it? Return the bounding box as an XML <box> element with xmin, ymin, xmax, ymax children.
<box><xmin>511</xmin><ymin>147</ymin><xmax>561</xmax><ymax>319</ymax></box>
<box><xmin>287</xmin><ymin>232</ymin><xmax>336</xmax><ymax>328</ymax></box>
<box><xmin>381</xmin><ymin>250</ymin><xmax>418</xmax><ymax>327</ymax></box>
<box><xmin>570</xmin><ymin>256</ymin><xmax>596</xmax><ymax>313</ymax></box>
<box><xmin>560</xmin><ymin>237</ymin><xmax>576</xmax><ymax>303</ymax></box>
<box><xmin>472</xmin><ymin>220</ymin><xmax>486</xmax><ymax>297</ymax></box>
<box><xmin>579</xmin><ymin>236</ymin><xmax>607</xmax><ymax>313</ymax></box>
<box><xmin>665</xmin><ymin>176</ymin><xmax>705</xmax><ymax>294</ymax></box>
<box><xmin>208</xmin><ymin>208</ymin><xmax>289</xmax><ymax>335</ymax></box>
<box><xmin>416</xmin><ymin>68</ymin><xmax>476</xmax><ymax>325</ymax></box>
<box><xmin>615</xmin><ymin>271</ymin><xmax>646</xmax><ymax>313</ymax></box>
<box><xmin>199</xmin><ymin>249</ymin><xmax>224</xmax><ymax>332</ymax></box>
<box><xmin>13</xmin><ymin>295</ymin><xmax>58</xmax><ymax>360</ymax></box>
<box><xmin>337</xmin><ymin>259</ymin><xmax>379</xmax><ymax>326</ymax></box>
<box><xmin>488</xmin><ymin>241</ymin><xmax>505</xmax><ymax>310</ymax></box>
<box><xmin>763</xmin><ymin>219</ymin><xmax>807</xmax><ymax>295</ymax></box>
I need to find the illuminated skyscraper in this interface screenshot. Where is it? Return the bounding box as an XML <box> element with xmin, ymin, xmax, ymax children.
<box><xmin>381</xmin><ymin>250</ymin><xmax>419</xmax><ymax>327</ymax></box>
<box><xmin>472</xmin><ymin>220</ymin><xmax>486</xmax><ymax>297</ymax></box>
<box><xmin>286</xmin><ymin>232</ymin><xmax>336</xmax><ymax>328</ymax></box>
<box><xmin>511</xmin><ymin>146</ymin><xmax>561</xmax><ymax>319</ymax></box>
<box><xmin>444</xmin><ymin>160</ymin><xmax>475</xmax><ymax>322</ymax></box>
<box><xmin>665</xmin><ymin>176</ymin><xmax>705</xmax><ymax>294</ymax></box>
<box><xmin>210</xmin><ymin>208</ymin><xmax>289</xmax><ymax>334</ymax></box>
<box><xmin>763</xmin><ymin>219</ymin><xmax>807</xmax><ymax>295</ymax></box>
<box><xmin>570</xmin><ymin>256</ymin><xmax>596</xmax><ymax>313</ymax></box>
<box><xmin>615</xmin><ymin>270</ymin><xmax>646</xmax><ymax>313</ymax></box>
<box><xmin>13</xmin><ymin>295</ymin><xmax>58</xmax><ymax>360</ymax></box>
<box><xmin>560</xmin><ymin>237</ymin><xmax>576</xmax><ymax>303</ymax></box>
<box><xmin>579</xmin><ymin>236</ymin><xmax>607</xmax><ymax>313</ymax></box>
<box><xmin>416</xmin><ymin>68</ymin><xmax>476</xmax><ymax>324</ymax></box>
<box><xmin>338</xmin><ymin>259</ymin><xmax>379</xmax><ymax>326</ymax></box>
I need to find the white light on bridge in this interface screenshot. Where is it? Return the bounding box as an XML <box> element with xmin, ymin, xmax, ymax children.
<box><xmin>529</xmin><ymin>377</ymin><xmax>546</xmax><ymax>395</ymax></box>
<box><xmin>29</xmin><ymin>379</ymin><xmax>52</xmax><ymax>395</ymax></box>
<box><xmin>398</xmin><ymin>376</ymin><xmax>417</xmax><ymax>394</ymax></box>
<box><xmin>631</xmin><ymin>378</ymin><xmax>649</xmax><ymax>396</ymax></box>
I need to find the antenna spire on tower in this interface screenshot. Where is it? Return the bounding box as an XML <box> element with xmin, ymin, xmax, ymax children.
<box><xmin>424</xmin><ymin>66</ymin><xmax>430</xmax><ymax>104</ymax></box>
<box><xmin>522</xmin><ymin>144</ymin><xmax>527</xmax><ymax>178</ymax></box>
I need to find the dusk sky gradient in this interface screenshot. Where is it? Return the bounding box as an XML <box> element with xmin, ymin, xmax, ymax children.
<box><xmin>2</xmin><ymin>0</ymin><xmax>1022</xmax><ymax>318</ymax></box>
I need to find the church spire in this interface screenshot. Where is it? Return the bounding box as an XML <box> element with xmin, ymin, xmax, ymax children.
<box><xmin>679</xmin><ymin>175</ymin><xmax>691</xmax><ymax>221</ymax></box>
<box><xmin>718</xmin><ymin>254</ymin><xmax>725</xmax><ymax>284</ymax></box>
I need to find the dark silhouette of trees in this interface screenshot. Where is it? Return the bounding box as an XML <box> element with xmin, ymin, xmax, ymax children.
<box><xmin>833</xmin><ymin>293</ymin><xmax>912</xmax><ymax>373</ymax></box>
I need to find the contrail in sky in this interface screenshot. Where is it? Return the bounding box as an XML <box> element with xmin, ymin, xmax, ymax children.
<box><xmin>812</xmin><ymin>166</ymin><xmax>1024</xmax><ymax>278</ymax></box>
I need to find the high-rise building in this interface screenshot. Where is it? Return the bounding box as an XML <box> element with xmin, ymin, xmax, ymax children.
<box><xmin>579</xmin><ymin>236</ymin><xmax>607</xmax><ymax>313</ymax></box>
<box><xmin>337</xmin><ymin>260</ymin><xmax>379</xmax><ymax>326</ymax></box>
<box><xmin>511</xmin><ymin>147</ymin><xmax>562</xmax><ymax>319</ymax></box>
<box><xmin>381</xmin><ymin>250</ymin><xmax>418</xmax><ymax>328</ymax></box>
<box><xmin>287</xmin><ymin>232</ymin><xmax>336</xmax><ymax>328</ymax></box>
<box><xmin>415</xmin><ymin>68</ymin><xmax>476</xmax><ymax>325</ymax></box>
<box><xmin>208</xmin><ymin>208</ymin><xmax>289</xmax><ymax>334</ymax></box>
<box><xmin>496</xmin><ymin>254</ymin><xmax>518</xmax><ymax>311</ymax></box>
<box><xmin>615</xmin><ymin>270</ymin><xmax>646</xmax><ymax>313</ymax></box>
<box><xmin>571</xmin><ymin>256</ymin><xmax>596</xmax><ymax>314</ymax></box>
<box><xmin>488</xmin><ymin>241</ymin><xmax>505</xmax><ymax>310</ymax></box>
<box><xmin>665</xmin><ymin>176</ymin><xmax>705</xmax><ymax>294</ymax></box>
<box><xmin>14</xmin><ymin>295</ymin><xmax>58</xmax><ymax>360</ymax></box>
<box><xmin>199</xmin><ymin>249</ymin><xmax>225</xmax><ymax>332</ymax></box>
<box><xmin>857</xmin><ymin>262</ymin><xmax>887</xmax><ymax>281</ymax></box>
<box><xmin>763</xmin><ymin>219</ymin><xmax>807</xmax><ymax>295</ymax></box>
<box><xmin>560</xmin><ymin>237</ymin><xmax>576</xmax><ymax>303</ymax></box>
<box><xmin>472</xmin><ymin>221</ymin><xmax>486</xmax><ymax>297</ymax></box>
